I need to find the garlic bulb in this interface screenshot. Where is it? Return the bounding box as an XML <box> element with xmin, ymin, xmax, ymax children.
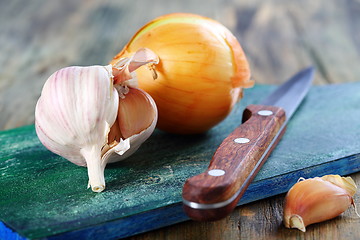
<box><xmin>283</xmin><ymin>175</ymin><xmax>358</xmax><ymax>232</ymax></box>
<box><xmin>35</xmin><ymin>48</ymin><xmax>158</xmax><ymax>192</ymax></box>
<box><xmin>111</xmin><ymin>13</ymin><xmax>253</xmax><ymax>134</ymax></box>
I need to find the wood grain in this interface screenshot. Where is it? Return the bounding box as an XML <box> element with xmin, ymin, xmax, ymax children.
<box><xmin>182</xmin><ymin>105</ymin><xmax>286</xmax><ymax>221</ymax></box>
<box><xmin>1</xmin><ymin>0</ymin><xmax>360</xmax><ymax>239</ymax></box>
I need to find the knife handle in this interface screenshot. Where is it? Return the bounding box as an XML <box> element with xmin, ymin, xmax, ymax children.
<box><xmin>182</xmin><ymin>104</ymin><xmax>286</xmax><ymax>221</ymax></box>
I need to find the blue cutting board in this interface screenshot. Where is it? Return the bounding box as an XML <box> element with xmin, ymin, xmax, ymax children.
<box><xmin>1</xmin><ymin>83</ymin><xmax>360</xmax><ymax>240</ymax></box>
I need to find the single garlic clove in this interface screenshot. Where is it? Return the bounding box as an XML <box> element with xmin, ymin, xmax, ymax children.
<box><xmin>35</xmin><ymin>48</ymin><xmax>159</xmax><ymax>192</ymax></box>
<box><xmin>104</xmin><ymin>86</ymin><xmax>158</xmax><ymax>164</ymax></box>
<box><xmin>117</xmin><ymin>87</ymin><xmax>157</xmax><ymax>139</ymax></box>
<box><xmin>283</xmin><ymin>175</ymin><xmax>357</xmax><ymax>232</ymax></box>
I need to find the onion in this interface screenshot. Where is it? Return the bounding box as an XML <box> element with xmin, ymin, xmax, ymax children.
<box><xmin>111</xmin><ymin>13</ymin><xmax>253</xmax><ymax>134</ymax></box>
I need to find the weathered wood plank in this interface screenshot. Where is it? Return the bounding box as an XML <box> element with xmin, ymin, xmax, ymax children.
<box><xmin>128</xmin><ymin>185</ymin><xmax>360</xmax><ymax>240</ymax></box>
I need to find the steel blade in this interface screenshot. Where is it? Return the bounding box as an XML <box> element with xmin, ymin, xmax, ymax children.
<box><xmin>261</xmin><ymin>66</ymin><xmax>314</xmax><ymax>119</ymax></box>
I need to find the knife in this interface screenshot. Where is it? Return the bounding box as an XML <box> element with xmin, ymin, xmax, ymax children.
<box><xmin>182</xmin><ymin>67</ymin><xmax>315</xmax><ymax>221</ymax></box>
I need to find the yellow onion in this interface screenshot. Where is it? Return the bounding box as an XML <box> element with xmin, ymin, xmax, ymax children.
<box><xmin>111</xmin><ymin>13</ymin><xmax>253</xmax><ymax>134</ymax></box>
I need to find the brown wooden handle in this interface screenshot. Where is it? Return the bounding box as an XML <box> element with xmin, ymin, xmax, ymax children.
<box><xmin>182</xmin><ymin>104</ymin><xmax>286</xmax><ymax>221</ymax></box>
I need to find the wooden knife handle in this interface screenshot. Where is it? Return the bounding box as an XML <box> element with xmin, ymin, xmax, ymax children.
<box><xmin>182</xmin><ymin>104</ymin><xmax>286</xmax><ymax>221</ymax></box>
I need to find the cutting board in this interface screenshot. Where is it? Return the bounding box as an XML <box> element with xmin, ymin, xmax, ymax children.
<box><xmin>1</xmin><ymin>83</ymin><xmax>360</xmax><ymax>240</ymax></box>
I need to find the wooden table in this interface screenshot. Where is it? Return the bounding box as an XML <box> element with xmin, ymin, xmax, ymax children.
<box><xmin>1</xmin><ymin>0</ymin><xmax>359</xmax><ymax>239</ymax></box>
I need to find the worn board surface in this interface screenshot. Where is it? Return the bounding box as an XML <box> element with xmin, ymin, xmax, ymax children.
<box><xmin>1</xmin><ymin>83</ymin><xmax>360</xmax><ymax>240</ymax></box>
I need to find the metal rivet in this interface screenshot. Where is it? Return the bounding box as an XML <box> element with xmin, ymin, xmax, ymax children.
<box><xmin>208</xmin><ymin>169</ymin><xmax>225</xmax><ymax>176</ymax></box>
<box><xmin>258</xmin><ymin>110</ymin><xmax>273</xmax><ymax>116</ymax></box>
<box><xmin>234</xmin><ymin>137</ymin><xmax>250</xmax><ymax>144</ymax></box>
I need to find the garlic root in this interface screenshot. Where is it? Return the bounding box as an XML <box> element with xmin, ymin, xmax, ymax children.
<box><xmin>283</xmin><ymin>175</ymin><xmax>358</xmax><ymax>232</ymax></box>
<box><xmin>81</xmin><ymin>146</ymin><xmax>105</xmax><ymax>192</ymax></box>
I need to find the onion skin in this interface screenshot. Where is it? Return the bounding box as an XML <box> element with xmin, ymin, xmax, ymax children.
<box><xmin>111</xmin><ymin>13</ymin><xmax>253</xmax><ymax>134</ymax></box>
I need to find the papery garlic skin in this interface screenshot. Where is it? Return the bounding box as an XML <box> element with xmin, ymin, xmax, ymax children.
<box><xmin>112</xmin><ymin>13</ymin><xmax>253</xmax><ymax>134</ymax></box>
<box><xmin>283</xmin><ymin>175</ymin><xmax>357</xmax><ymax>232</ymax></box>
<box><xmin>35</xmin><ymin>65</ymin><xmax>119</xmax><ymax>192</ymax></box>
<box><xmin>35</xmin><ymin>49</ymin><xmax>158</xmax><ymax>192</ymax></box>
<box><xmin>35</xmin><ymin>65</ymin><xmax>119</xmax><ymax>166</ymax></box>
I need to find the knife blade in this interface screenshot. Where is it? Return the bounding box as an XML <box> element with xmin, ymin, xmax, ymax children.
<box><xmin>182</xmin><ymin>67</ymin><xmax>315</xmax><ymax>221</ymax></box>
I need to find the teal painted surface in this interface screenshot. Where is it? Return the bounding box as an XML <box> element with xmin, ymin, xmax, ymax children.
<box><xmin>0</xmin><ymin>83</ymin><xmax>360</xmax><ymax>239</ymax></box>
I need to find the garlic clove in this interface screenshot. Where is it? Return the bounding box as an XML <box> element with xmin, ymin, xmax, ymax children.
<box><xmin>283</xmin><ymin>175</ymin><xmax>357</xmax><ymax>232</ymax></box>
<box><xmin>105</xmin><ymin>88</ymin><xmax>158</xmax><ymax>164</ymax></box>
<box><xmin>116</xmin><ymin>87</ymin><xmax>157</xmax><ymax>139</ymax></box>
<box><xmin>35</xmin><ymin>49</ymin><xmax>159</xmax><ymax>192</ymax></box>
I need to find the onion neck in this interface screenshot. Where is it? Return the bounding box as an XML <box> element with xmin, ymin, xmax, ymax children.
<box><xmin>80</xmin><ymin>146</ymin><xmax>106</xmax><ymax>192</ymax></box>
